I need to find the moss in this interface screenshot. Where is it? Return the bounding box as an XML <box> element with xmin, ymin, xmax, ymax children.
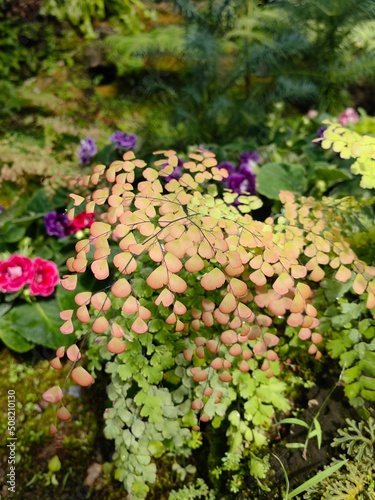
<box><xmin>0</xmin><ymin>346</ymin><xmax>157</xmax><ymax>498</ymax></box>
<box><xmin>0</xmin><ymin>347</ymin><xmax>96</xmax><ymax>497</ymax></box>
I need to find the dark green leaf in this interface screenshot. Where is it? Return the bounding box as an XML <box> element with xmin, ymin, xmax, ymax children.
<box><xmin>27</xmin><ymin>188</ymin><xmax>68</xmax><ymax>213</ymax></box>
<box><xmin>2</xmin><ymin>223</ymin><xmax>26</xmax><ymax>243</ymax></box>
<box><xmin>288</xmin><ymin>460</ymin><xmax>348</xmax><ymax>498</ymax></box>
<box><xmin>257</xmin><ymin>163</ymin><xmax>307</xmax><ymax>199</ymax></box>
<box><xmin>315</xmin><ymin>167</ymin><xmax>352</xmax><ymax>189</ymax></box>
<box><xmin>0</xmin><ymin>318</ymin><xmax>35</xmax><ymax>352</ymax></box>
<box><xmin>0</xmin><ymin>303</ymin><xmax>12</xmax><ymax>317</ymax></box>
<box><xmin>7</xmin><ymin>300</ymin><xmax>74</xmax><ymax>349</ymax></box>
<box><xmin>321</xmin><ymin>277</ymin><xmax>353</xmax><ymax>302</ymax></box>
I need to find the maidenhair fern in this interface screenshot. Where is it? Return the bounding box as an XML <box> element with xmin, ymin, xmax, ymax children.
<box><xmin>169</xmin><ymin>478</ymin><xmax>216</xmax><ymax>500</ymax></box>
<box><xmin>41</xmin><ymin>140</ymin><xmax>375</xmax><ymax>497</ymax></box>
<box><xmin>319</xmin><ymin>122</ymin><xmax>375</xmax><ymax>189</ymax></box>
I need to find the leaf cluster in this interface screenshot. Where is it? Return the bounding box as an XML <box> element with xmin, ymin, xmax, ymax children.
<box><xmin>41</xmin><ymin>0</ymin><xmax>149</xmax><ymax>40</ymax></box>
<box><xmin>323</xmin><ymin>299</ymin><xmax>375</xmax><ymax>405</ymax></box>
<box><xmin>320</xmin><ymin>122</ymin><xmax>375</xmax><ymax>189</ymax></box>
<box><xmin>169</xmin><ymin>477</ymin><xmax>215</xmax><ymax>500</ymax></box>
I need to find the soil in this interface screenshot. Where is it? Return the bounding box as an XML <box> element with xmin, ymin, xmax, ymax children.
<box><xmin>269</xmin><ymin>373</ymin><xmax>357</xmax><ymax>497</ymax></box>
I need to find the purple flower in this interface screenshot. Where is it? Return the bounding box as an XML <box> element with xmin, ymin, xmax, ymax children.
<box><xmin>239</xmin><ymin>151</ymin><xmax>260</xmax><ymax>165</ymax></box>
<box><xmin>110</xmin><ymin>131</ymin><xmax>137</xmax><ymax>150</ymax></box>
<box><xmin>227</xmin><ymin>171</ymin><xmax>256</xmax><ymax>197</ymax></box>
<box><xmin>77</xmin><ymin>138</ymin><xmax>97</xmax><ymax>165</ymax></box>
<box><xmin>314</xmin><ymin>126</ymin><xmax>328</xmax><ymax>143</ymax></box>
<box><xmin>44</xmin><ymin>212</ymin><xmax>72</xmax><ymax>238</ymax></box>
<box><xmin>0</xmin><ymin>205</ymin><xmax>4</xmax><ymax>214</ymax></box>
<box><xmin>238</xmin><ymin>151</ymin><xmax>260</xmax><ymax>175</ymax></box>
<box><xmin>162</xmin><ymin>158</ymin><xmax>184</xmax><ymax>182</ymax></box>
<box><xmin>218</xmin><ymin>152</ymin><xmax>258</xmax><ymax>200</ymax></box>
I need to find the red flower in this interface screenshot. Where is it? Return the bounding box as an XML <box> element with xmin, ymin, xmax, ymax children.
<box><xmin>70</xmin><ymin>212</ymin><xmax>95</xmax><ymax>232</ymax></box>
<box><xmin>0</xmin><ymin>255</ymin><xmax>34</xmax><ymax>293</ymax></box>
<box><xmin>29</xmin><ymin>258</ymin><xmax>59</xmax><ymax>297</ymax></box>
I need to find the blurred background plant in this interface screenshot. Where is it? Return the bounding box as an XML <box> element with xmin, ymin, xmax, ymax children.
<box><xmin>104</xmin><ymin>0</ymin><xmax>375</xmax><ymax>151</ymax></box>
<box><xmin>266</xmin><ymin>0</ymin><xmax>375</xmax><ymax>114</ymax></box>
<box><xmin>1</xmin><ymin>0</ymin><xmax>374</xmax><ymax>169</ymax></box>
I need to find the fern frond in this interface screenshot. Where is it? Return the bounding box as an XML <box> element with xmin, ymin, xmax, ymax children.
<box><xmin>345</xmin><ymin>20</ymin><xmax>375</xmax><ymax>53</ymax></box>
<box><xmin>105</xmin><ymin>25</ymin><xmax>185</xmax><ymax>73</ymax></box>
<box><xmin>275</xmin><ymin>77</ymin><xmax>320</xmax><ymax>105</ymax></box>
<box><xmin>332</xmin><ymin>53</ymin><xmax>375</xmax><ymax>85</ymax></box>
<box><xmin>224</xmin><ymin>6</ymin><xmax>283</xmax><ymax>47</ymax></box>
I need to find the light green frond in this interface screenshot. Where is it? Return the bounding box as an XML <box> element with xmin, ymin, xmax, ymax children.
<box><xmin>344</xmin><ymin>20</ymin><xmax>375</xmax><ymax>52</ymax></box>
<box><xmin>320</xmin><ymin>122</ymin><xmax>375</xmax><ymax>189</ymax></box>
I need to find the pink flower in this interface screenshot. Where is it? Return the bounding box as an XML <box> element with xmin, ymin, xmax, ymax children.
<box><xmin>338</xmin><ymin>107</ymin><xmax>359</xmax><ymax>126</ymax></box>
<box><xmin>0</xmin><ymin>255</ymin><xmax>34</xmax><ymax>293</ymax></box>
<box><xmin>29</xmin><ymin>258</ymin><xmax>59</xmax><ymax>297</ymax></box>
<box><xmin>307</xmin><ymin>109</ymin><xmax>318</xmax><ymax>119</ymax></box>
<box><xmin>70</xmin><ymin>212</ymin><xmax>95</xmax><ymax>232</ymax></box>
